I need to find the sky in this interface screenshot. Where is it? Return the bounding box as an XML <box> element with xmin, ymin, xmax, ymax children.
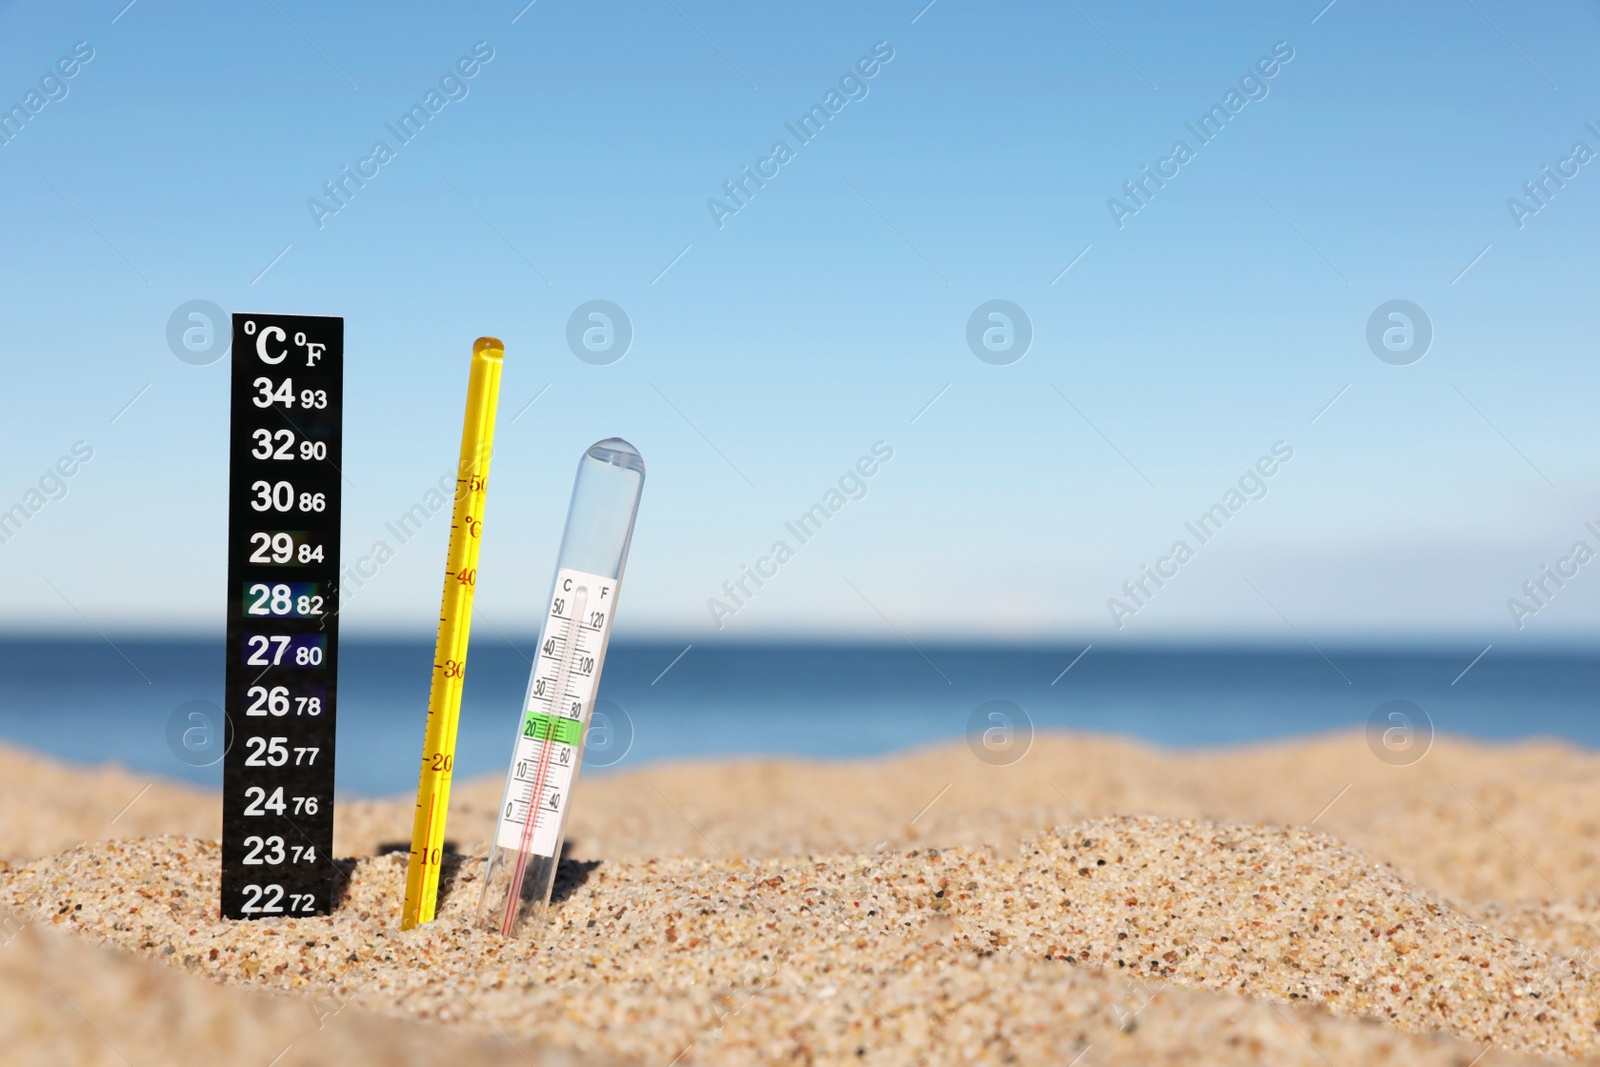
<box><xmin>1</xmin><ymin>0</ymin><xmax>1599</xmax><ymax>646</ymax></box>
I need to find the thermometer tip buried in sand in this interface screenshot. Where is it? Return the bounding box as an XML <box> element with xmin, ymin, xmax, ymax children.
<box><xmin>400</xmin><ymin>336</ymin><xmax>503</xmax><ymax>930</ymax></box>
<box><xmin>480</xmin><ymin>437</ymin><xmax>645</xmax><ymax>938</ymax></box>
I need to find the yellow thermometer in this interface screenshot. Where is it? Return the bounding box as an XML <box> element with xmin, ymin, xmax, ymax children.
<box><xmin>402</xmin><ymin>336</ymin><xmax>504</xmax><ymax>929</ymax></box>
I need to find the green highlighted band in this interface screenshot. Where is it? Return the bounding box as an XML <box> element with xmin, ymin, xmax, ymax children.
<box><xmin>521</xmin><ymin>711</ymin><xmax>583</xmax><ymax>747</ymax></box>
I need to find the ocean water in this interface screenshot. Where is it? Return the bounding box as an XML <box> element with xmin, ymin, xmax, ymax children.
<box><xmin>0</xmin><ymin>638</ymin><xmax>1594</xmax><ymax>797</ymax></box>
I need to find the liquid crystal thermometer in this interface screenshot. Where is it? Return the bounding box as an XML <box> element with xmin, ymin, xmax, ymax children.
<box><xmin>480</xmin><ymin>438</ymin><xmax>645</xmax><ymax>937</ymax></box>
<box><xmin>221</xmin><ymin>313</ymin><xmax>342</xmax><ymax>920</ymax></box>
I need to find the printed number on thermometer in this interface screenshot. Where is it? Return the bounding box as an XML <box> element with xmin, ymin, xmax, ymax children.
<box><xmin>250</xmin><ymin>480</ymin><xmax>326</xmax><ymax>513</ymax></box>
<box><xmin>243</xmin><ymin>634</ymin><xmax>325</xmax><ymax>667</ymax></box>
<box><xmin>243</xmin><ymin>736</ymin><xmax>319</xmax><ymax>766</ymax></box>
<box><xmin>240</xmin><ymin>836</ymin><xmax>317</xmax><ymax>865</ymax></box>
<box><xmin>248</xmin><ymin>531</ymin><xmax>324</xmax><ymax>565</ymax></box>
<box><xmin>241</xmin><ymin>786</ymin><xmax>319</xmax><ymax>816</ymax></box>
<box><xmin>238</xmin><ymin>884</ymin><xmax>317</xmax><ymax>915</ymax></box>
<box><xmin>251</xmin><ymin>429</ymin><xmax>328</xmax><ymax>461</ymax></box>
<box><xmin>252</xmin><ymin>377</ymin><xmax>328</xmax><ymax>410</ymax></box>
<box><xmin>243</xmin><ymin>685</ymin><xmax>323</xmax><ymax>717</ymax></box>
<box><xmin>244</xmin><ymin>582</ymin><xmax>324</xmax><ymax>618</ymax></box>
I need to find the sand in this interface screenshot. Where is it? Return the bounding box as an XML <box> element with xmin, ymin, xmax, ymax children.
<box><xmin>6</xmin><ymin>729</ymin><xmax>1600</xmax><ymax>1064</ymax></box>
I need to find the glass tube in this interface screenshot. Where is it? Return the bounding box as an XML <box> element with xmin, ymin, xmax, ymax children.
<box><xmin>478</xmin><ymin>438</ymin><xmax>645</xmax><ymax>937</ymax></box>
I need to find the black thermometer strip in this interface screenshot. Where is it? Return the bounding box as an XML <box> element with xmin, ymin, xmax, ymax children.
<box><xmin>221</xmin><ymin>313</ymin><xmax>342</xmax><ymax>920</ymax></box>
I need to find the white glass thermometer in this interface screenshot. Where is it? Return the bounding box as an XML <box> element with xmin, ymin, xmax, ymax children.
<box><xmin>480</xmin><ymin>438</ymin><xmax>644</xmax><ymax>937</ymax></box>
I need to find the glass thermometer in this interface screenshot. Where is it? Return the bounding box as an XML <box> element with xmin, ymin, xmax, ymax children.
<box><xmin>480</xmin><ymin>437</ymin><xmax>645</xmax><ymax>937</ymax></box>
<box><xmin>401</xmin><ymin>337</ymin><xmax>503</xmax><ymax>930</ymax></box>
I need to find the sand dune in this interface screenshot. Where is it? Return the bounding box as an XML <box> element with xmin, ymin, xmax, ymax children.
<box><xmin>0</xmin><ymin>744</ymin><xmax>215</xmax><ymax>864</ymax></box>
<box><xmin>5</xmin><ymin>730</ymin><xmax>1600</xmax><ymax>1064</ymax></box>
<box><xmin>340</xmin><ymin>730</ymin><xmax>1600</xmax><ymax>907</ymax></box>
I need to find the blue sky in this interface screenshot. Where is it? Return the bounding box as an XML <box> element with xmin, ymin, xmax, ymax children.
<box><xmin>2</xmin><ymin>0</ymin><xmax>1599</xmax><ymax>645</ymax></box>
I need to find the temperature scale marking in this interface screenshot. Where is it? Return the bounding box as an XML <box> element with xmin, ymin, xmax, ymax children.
<box><xmin>495</xmin><ymin>568</ymin><xmax>616</xmax><ymax>862</ymax></box>
<box><xmin>221</xmin><ymin>313</ymin><xmax>342</xmax><ymax>920</ymax></box>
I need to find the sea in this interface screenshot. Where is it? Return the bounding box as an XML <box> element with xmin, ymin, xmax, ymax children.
<box><xmin>0</xmin><ymin>638</ymin><xmax>1594</xmax><ymax>797</ymax></box>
